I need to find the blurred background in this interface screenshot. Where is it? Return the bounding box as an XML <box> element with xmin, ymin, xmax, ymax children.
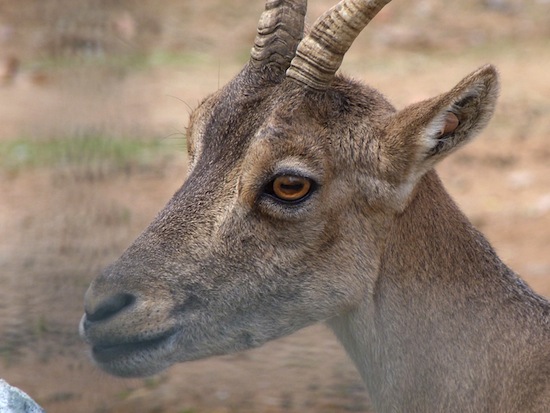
<box><xmin>0</xmin><ymin>0</ymin><xmax>549</xmax><ymax>412</ymax></box>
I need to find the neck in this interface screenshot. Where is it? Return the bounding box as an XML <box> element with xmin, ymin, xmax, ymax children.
<box><xmin>327</xmin><ymin>171</ymin><xmax>549</xmax><ymax>412</ymax></box>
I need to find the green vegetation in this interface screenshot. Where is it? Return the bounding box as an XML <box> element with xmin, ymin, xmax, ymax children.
<box><xmin>0</xmin><ymin>133</ymin><xmax>182</xmax><ymax>173</ymax></box>
<box><xmin>26</xmin><ymin>50</ymin><xmax>213</xmax><ymax>74</ymax></box>
<box><xmin>116</xmin><ymin>389</ymin><xmax>134</xmax><ymax>401</ymax></box>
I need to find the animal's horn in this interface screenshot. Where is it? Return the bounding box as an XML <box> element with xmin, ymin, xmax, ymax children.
<box><xmin>249</xmin><ymin>0</ymin><xmax>307</xmax><ymax>81</ymax></box>
<box><xmin>287</xmin><ymin>0</ymin><xmax>392</xmax><ymax>90</ymax></box>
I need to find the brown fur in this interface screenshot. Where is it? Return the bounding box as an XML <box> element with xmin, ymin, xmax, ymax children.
<box><xmin>80</xmin><ymin>1</ymin><xmax>550</xmax><ymax>411</ymax></box>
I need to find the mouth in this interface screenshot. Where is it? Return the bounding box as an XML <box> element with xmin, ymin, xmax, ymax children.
<box><xmin>91</xmin><ymin>330</ymin><xmax>177</xmax><ymax>366</ymax></box>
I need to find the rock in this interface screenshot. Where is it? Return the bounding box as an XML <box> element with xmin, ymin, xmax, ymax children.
<box><xmin>0</xmin><ymin>379</ymin><xmax>44</xmax><ymax>413</ymax></box>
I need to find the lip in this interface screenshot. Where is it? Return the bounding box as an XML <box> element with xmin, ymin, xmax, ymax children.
<box><xmin>91</xmin><ymin>330</ymin><xmax>176</xmax><ymax>364</ymax></box>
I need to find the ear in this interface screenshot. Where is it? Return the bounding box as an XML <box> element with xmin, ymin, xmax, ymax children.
<box><xmin>382</xmin><ymin>64</ymin><xmax>500</xmax><ymax>181</ymax></box>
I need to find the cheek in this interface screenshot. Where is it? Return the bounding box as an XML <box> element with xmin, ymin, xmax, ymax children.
<box><xmin>309</xmin><ymin>210</ymin><xmax>385</xmax><ymax>297</ymax></box>
<box><xmin>211</xmin><ymin>212</ymin><xmax>371</xmax><ymax>321</ymax></box>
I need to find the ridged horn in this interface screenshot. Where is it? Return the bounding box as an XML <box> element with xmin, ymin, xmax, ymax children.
<box><xmin>287</xmin><ymin>0</ymin><xmax>392</xmax><ymax>90</ymax></box>
<box><xmin>249</xmin><ymin>0</ymin><xmax>307</xmax><ymax>81</ymax></box>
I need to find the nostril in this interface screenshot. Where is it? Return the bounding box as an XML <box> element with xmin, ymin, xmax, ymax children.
<box><xmin>86</xmin><ymin>293</ymin><xmax>135</xmax><ymax>322</ymax></box>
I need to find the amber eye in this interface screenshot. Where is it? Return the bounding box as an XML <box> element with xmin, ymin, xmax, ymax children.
<box><xmin>269</xmin><ymin>175</ymin><xmax>313</xmax><ymax>203</ymax></box>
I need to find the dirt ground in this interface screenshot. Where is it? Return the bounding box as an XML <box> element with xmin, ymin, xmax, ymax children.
<box><xmin>0</xmin><ymin>1</ymin><xmax>549</xmax><ymax>412</ymax></box>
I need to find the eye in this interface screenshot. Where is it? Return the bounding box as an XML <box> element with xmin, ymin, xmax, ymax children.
<box><xmin>266</xmin><ymin>175</ymin><xmax>314</xmax><ymax>203</ymax></box>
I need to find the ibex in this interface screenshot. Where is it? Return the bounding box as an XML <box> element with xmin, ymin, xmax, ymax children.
<box><xmin>80</xmin><ymin>0</ymin><xmax>550</xmax><ymax>411</ymax></box>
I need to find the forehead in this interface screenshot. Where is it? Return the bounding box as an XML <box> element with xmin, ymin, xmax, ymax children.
<box><xmin>191</xmin><ymin>72</ymin><xmax>394</xmax><ymax>173</ymax></box>
<box><xmin>191</xmin><ymin>80</ymin><xmax>298</xmax><ymax>168</ymax></box>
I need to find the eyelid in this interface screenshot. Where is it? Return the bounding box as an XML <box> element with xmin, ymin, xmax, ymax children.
<box><xmin>268</xmin><ymin>165</ymin><xmax>321</xmax><ymax>185</ymax></box>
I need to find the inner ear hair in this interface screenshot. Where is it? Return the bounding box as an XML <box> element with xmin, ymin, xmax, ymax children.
<box><xmin>424</xmin><ymin>66</ymin><xmax>499</xmax><ymax>160</ymax></box>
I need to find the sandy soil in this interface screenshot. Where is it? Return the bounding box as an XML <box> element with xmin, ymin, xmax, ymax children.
<box><xmin>0</xmin><ymin>1</ymin><xmax>549</xmax><ymax>412</ymax></box>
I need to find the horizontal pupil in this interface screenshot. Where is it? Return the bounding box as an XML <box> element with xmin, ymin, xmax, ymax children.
<box><xmin>280</xmin><ymin>183</ymin><xmax>303</xmax><ymax>193</ymax></box>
